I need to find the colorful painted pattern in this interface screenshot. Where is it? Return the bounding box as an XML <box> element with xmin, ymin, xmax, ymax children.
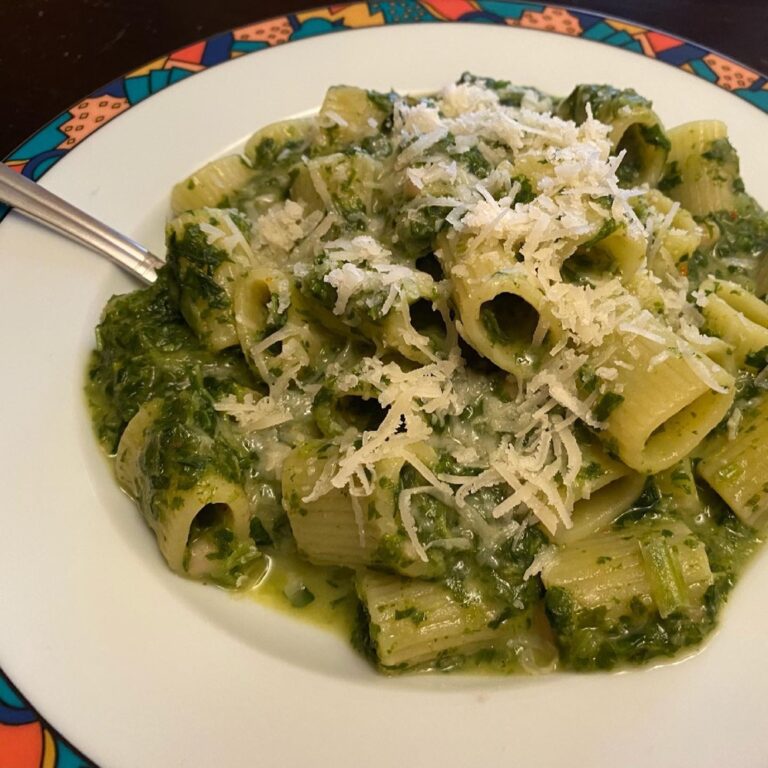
<box><xmin>1</xmin><ymin>2</ymin><xmax>767</xmax><ymax>764</ymax></box>
<box><xmin>5</xmin><ymin>1</ymin><xmax>768</xmax><ymax>189</ymax></box>
<box><xmin>0</xmin><ymin>672</ymin><xmax>92</xmax><ymax>766</ymax></box>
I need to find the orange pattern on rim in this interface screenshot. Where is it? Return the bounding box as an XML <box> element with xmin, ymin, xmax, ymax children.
<box><xmin>234</xmin><ymin>18</ymin><xmax>294</xmax><ymax>45</ymax></box>
<box><xmin>704</xmin><ymin>53</ymin><xmax>760</xmax><ymax>90</ymax></box>
<box><xmin>519</xmin><ymin>7</ymin><xmax>582</xmax><ymax>35</ymax></box>
<box><xmin>56</xmin><ymin>96</ymin><xmax>130</xmax><ymax>150</ymax></box>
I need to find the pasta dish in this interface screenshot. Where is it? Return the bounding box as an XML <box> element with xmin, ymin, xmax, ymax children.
<box><xmin>87</xmin><ymin>76</ymin><xmax>768</xmax><ymax>673</ymax></box>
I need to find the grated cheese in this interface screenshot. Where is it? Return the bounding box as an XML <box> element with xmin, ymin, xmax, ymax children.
<box><xmin>237</xmin><ymin>79</ymin><xmax>737</xmax><ymax>552</ymax></box>
<box><xmin>214</xmin><ymin>393</ymin><xmax>292</xmax><ymax>430</ymax></box>
<box><xmin>198</xmin><ymin>209</ymin><xmax>253</xmax><ymax>265</ymax></box>
<box><xmin>727</xmin><ymin>407</ymin><xmax>743</xmax><ymax>441</ymax></box>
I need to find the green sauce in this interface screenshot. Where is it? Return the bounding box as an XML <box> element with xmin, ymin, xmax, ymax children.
<box><xmin>245</xmin><ymin>551</ymin><xmax>359</xmax><ymax>637</ymax></box>
<box><xmin>86</xmin><ymin>77</ymin><xmax>768</xmax><ymax>677</ymax></box>
<box><xmin>689</xmin><ymin>195</ymin><xmax>768</xmax><ymax>291</ymax></box>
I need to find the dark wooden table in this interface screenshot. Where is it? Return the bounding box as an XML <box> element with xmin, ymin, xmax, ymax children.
<box><xmin>1</xmin><ymin>0</ymin><xmax>767</xmax><ymax>158</ymax></box>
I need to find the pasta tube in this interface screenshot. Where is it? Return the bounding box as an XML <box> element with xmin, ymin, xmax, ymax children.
<box><xmin>450</xmin><ymin>254</ymin><xmax>562</xmax><ymax>378</ymax></box>
<box><xmin>295</xmin><ymin>250</ymin><xmax>452</xmax><ymax>364</ymax></box>
<box><xmin>171</xmin><ymin>155</ymin><xmax>256</xmax><ymax>215</ymax></box>
<box><xmin>244</xmin><ymin>116</ymin><xmax>315</xmax><ymax>169</ymax></box>
<box><xmin>697</xmin><ymin>394</ymin><xmax>768</xmax><ymax>529</ymax></box>
<box><xmin>356</xmin><ymin>570</ymin><xmax>556</xmax><ymax>672</ymax></box>
<box><xmin>591</xmin><ymin>327</ymin><xmax>735</xmax><ymax>473</ymax></box>
<box><xmin>557</xmin><ymin>84</ymin><xmax>670</xmax><ymax>186</ymax></box>
<box><xmin>115</xmin><ymin>396</ymin><xmax>261</xmax><ymax>586</ymax></box>
<box><xmin>166</xmin><ymin>207</ymin><xmax>255</xmax><ymax>350</ymax></box>
<box><xmin>699</xmin><ymin>277</ymin><xmax>768</xmax><ymax>368</ymax></box>
<box><xmin>664</xmin><ymin>120</ymin><xmax>740</xmax><ymax>215</ymax></box>
<box><xmin>282</xmin><ymin>442</ymin><xmax>437</xmax><ymax>577</ymax></box>
<box><xmin>314</xmin><ymin>85</ymin><xmax>394</xmax><ymax>150</ymax></box>
<box><xmin>542</xmin><ymin>519</ymin><xmax>713</xmax><ymax>620</ymax></box>
<box><xmin>553</xmin><ymin>443</ymin><xmax>645</xmax><ymax>544</ymax></box>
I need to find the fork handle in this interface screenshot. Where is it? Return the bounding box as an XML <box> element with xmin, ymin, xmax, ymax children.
<box><xmin>0</xmin><ymin>163</ymin><xmax>162</xmax><ymax>284</ymax></box>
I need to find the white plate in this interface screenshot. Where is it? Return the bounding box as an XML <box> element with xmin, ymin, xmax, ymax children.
<box><xmin>2</xmin><ymin>17</ymin><xmax>768</xmax><ymax>768</ymax></box>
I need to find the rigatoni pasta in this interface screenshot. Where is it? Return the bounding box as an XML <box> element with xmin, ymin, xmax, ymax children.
<box><xmin>87</xmin><ymin>75</ymin><xmax>768</xmax><ymax>676</ymax></box>
<box><xmin>697</xmin><ymin>394</ymin><xmax>768</xmax><ymax>529</ymax></box>
<box><xmin>664</xmin><ymin>120</ymin><xmax>740</xmax><ymax>216</ymax></box>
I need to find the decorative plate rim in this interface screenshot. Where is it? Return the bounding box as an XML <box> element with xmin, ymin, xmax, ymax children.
<box><xmin>2</xmin><ymin>2</ymin><xmax>768</xmax><ymax>765</ymax></box>
<box><xmin>4</xmin><ymin>2</ymin><xmax>768</xmax><ymax>195</ymax></box>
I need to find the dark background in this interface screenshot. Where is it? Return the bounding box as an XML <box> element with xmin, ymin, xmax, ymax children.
<box><xmin>2</xmin><ymin>0</ymin><xmax>767</xmax><ymax>158</ymax></box>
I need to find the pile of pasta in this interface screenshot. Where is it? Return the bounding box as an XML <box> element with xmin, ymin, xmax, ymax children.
<box><xmin>89</xmin><ymin>77</ymin><xmax>768</xmax><ymax>673</ymax></box>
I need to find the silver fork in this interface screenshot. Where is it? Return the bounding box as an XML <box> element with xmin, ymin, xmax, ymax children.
<box><xmin>0</xmin><ymin>162</ymin><xmax>163</xmax><ymax>284</ymax></box>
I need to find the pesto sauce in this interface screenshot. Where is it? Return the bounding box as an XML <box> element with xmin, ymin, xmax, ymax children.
<box><xmin>86</xmin><ymin>270</ymin><xmax>255</xmax><ymax>452</ymax></box>
<box><xmin>166</xmin><ymin>224</ymin><xmax>233</xmax><ymax>312</ymax></box>
<box><xmin>140</xmin><ymin>389</ymin><xmax>249</xmax><ymax>502</ymax></box>
<box><xmin>86</xmin><ymin>77</ymin><xmax>768</xmax><ymax>678</ymax></box>
<box><xmin>546</xmin><ymin>481</ymin><xmax>762</xmax><ymax>672</ymax></box>
<box><xmin>244</xmin><ymin>550</ymin><xmax>359</xmax><ymax>637</ymax></box>
<box><xmin>215</xmin><ymin>471</ymin><xmax>761</xmax><ymax>676</ymax></box>
<box><xmin>556</xmin><ymin>83</ymin><xmax>652</xmax><ymax>125</ymax></box>
<box><xmin>658</xmin><ymin>160</ymin><xmax>682</xmax><ymax>193</ymax></box>
<box><xmin>688</xmin><ymin>196</ymin><xmax>768</xmax><ymax>291</ymax></box>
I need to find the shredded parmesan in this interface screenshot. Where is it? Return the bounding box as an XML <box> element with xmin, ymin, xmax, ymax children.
<box><xmin>214</xmin><ymin>393</ymin><xmax>292</xmax><ymax>430</ymax></box>
<box><xmin>727</xmin><ymin>407</ymin><xmax>743</xmax><ymax>441</ymax></box>
<box><xmin>231</xmin><ymin>78</ymin><xmax>737</xmax><ymax>554</ymax></box>
<box><xmin>198</xmin><ymin>209</ymin><xmax>253</xmax><ymax>264</ymax></box>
